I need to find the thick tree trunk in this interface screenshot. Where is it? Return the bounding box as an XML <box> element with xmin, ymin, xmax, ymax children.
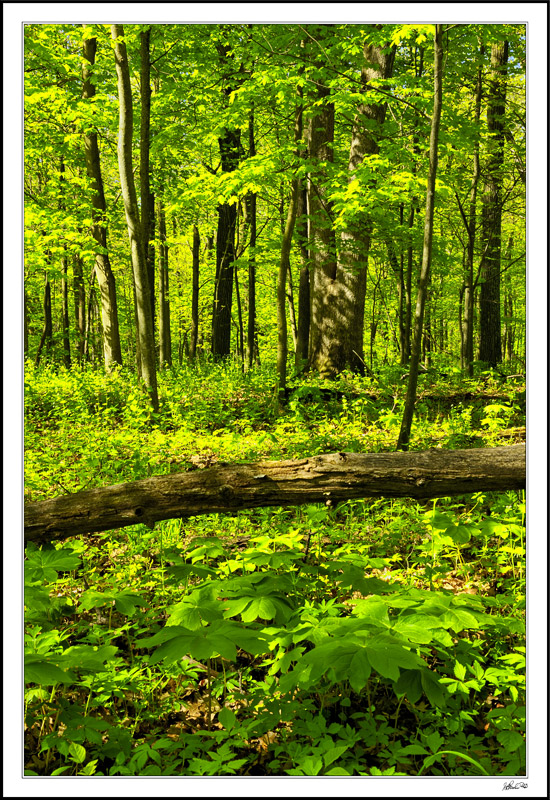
<box><xmin>211</xmin><ymin>40</ymin><xmax>242</xmax><ymax>359</ymax></box>
<box><xmin>397</xmin><ymin>25</ymin><xmax>444</xmax><ymax>451</ymax></box>
<box><xmin>307</xmin><ymin>84</ymin><xmax>338</xmax><ymax>377</ymax></box>
<box><xmin>25</xmin><ymin>445</ymin><xmax>525</xmax><ymax>544</ymax></box>
<box><xmin>479</xmin><ymin>40</ymin><xmax>508</xmax><ymax>367</ymax></box>
<box><xmin>112</xmin><ymin>24</ymin><xmax>158</xmax><ymax>411</ymax></box>
<box><xmin>332</xmin><ymin>33</ymin><xmax>396</xmax><ymax>376</ymax></box>
<box><xmin>82</xmin><ymin>33</ymin><xmax>123</xmax><ymax>370</ymax></box>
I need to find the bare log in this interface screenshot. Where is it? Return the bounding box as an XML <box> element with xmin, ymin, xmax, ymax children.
<box><xmin>24</xmin><ymin>445</ymin><xmax>525</xmax><ymax>544</ymax></box>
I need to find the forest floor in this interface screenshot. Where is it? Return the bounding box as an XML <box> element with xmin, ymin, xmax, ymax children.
<box><xmin>24</xmin><ymin>361</ymin><xmax>526</xmax><ymax>776</ymax></box>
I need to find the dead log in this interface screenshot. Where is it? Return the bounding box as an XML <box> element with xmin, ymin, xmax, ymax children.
<box><xmin>24</xmin><ymin>444</ymin><xmax>525</xmax><ymax>544</ymax></box>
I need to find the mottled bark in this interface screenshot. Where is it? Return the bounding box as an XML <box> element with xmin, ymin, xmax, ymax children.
<box><xmin>112</xmin><ymin>24</ymin><xmax>158</xmax><ymax>411</ymax></box>
<box><xmin>211</xmin><ymin>40</ymin><xmax>242</xmax><ymax>359</ymax></box>
<box><xmin>25</xmin><ymin>445</ymin><xmax>526</xmax><ymax>544</ymax></box>
<box><xmin>479</xmin><ymin>40</ymin><xmax>509</xmax><ymax>367</ymax></box>
<box><xmin>82</xmin><ymin>33</ymin><xmax>123</xmax><ymax>370</ymax></box>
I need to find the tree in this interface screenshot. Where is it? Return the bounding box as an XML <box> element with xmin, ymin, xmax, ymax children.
<box><xmin>111</xmin><ymin>24</ymin><xmax>158</xmax><ymax>411</ymax></box>
<box><xmin>397</xmin><ymin>24</ymin><xmax>444</xmax><ymax>451</ymax></box>
<box><xmin>140</xmin><ymin>26</ymin><xmax>156</xmax><ymax>337</ymax></box>
<box><xmin>211</xmin><ymin>34</ymin><xmax>243</xmax><ymax>359</ymax></box>
<box><xmin>479</xmin><ymin>38</ymin><xmax>509</xmax><ymax>367</ymax></box>
<box><xmin>82</xmin><ymin>32</ymin><xmax>123</xmax><ymax>370</ymax></box>
<box><xmin>333</xmin><ymin>29</ymin><xmax>396</xmax><ymax>376</ymax></box>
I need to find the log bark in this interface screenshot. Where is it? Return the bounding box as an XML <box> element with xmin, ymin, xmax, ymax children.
<box><xmin>25</xmin><ymin>445</ymin><xmax>525</xmax><ymax>544</ymax></box>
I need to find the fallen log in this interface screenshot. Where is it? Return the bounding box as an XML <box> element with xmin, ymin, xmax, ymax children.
<box><xmin>24</xmin><ymin>444</ymin><xmax>525</xmax><ymax>545</ymax></box>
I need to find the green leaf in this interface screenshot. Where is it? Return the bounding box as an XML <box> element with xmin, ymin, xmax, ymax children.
<box><xmin>497</xmin><ymin>730</ymin><xmax>525</xmax><ymax>753</ymax></box>
<box><xmin>421</xmin><ymin>670</ymin><xmax>446</xmax><ymax>707</ymax></box>
<box><xmin>348</xmin><ymin>647</ymin><xmax>372</xmax><ymax>692</ymax></box>
<box><xmin>218</xmin><ymin>707</ymin><xmax>237</xmax><ymax>730</ymax></box>
<box><xmin>395</xmin><ymin>669</ymin><xmax>423</xmax><ymax>705</ymax></box>
<box><xmin>69</xmin><ymin>742</ymin><xmax>86</xmax><ymax>764</ymax></box>
<box><xmin>25</xmin><ymin>657</ymin><xmax>73</xmax><ymax>685</ymax></box>
<box><xmin>454</xmin><ymin>660</ymin><xmax>466</xmax><ymax>681</ymax></box>
<box><xmin>323</xmin><ymin>745</ymin><xmax>350</xmax><ymax>768</ymax></box>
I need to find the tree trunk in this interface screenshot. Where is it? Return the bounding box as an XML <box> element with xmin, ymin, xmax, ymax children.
<box><xmin>397</xmin><ymin>25</ymin><xmax>444</xmax><ymax>451</ymax></box>
<box><xmin>25</xmin><ymin>444</ymin><xmax>526</xmax><ymax>544</ymax></box>
<box><xmin>58</xmin><ymin>157</ymin><xmax>71</xmax><ymax>368</ymax></box>
<box><xmin>331</xmin><ymin>32</ymin><xmax>395</xmax><ymax>376</ymax></box>
<box><xmin>34</xmin><ymin>273</ymin><xmax>52</xmax><ymax>367</ymax></box>
<box><xmin>479</xmin><ymin>39</ymin><xmax>509</xmax><ymax>367</ymax></box>
<box><xmin>307</xmin><ymin>81</ymin><xmax>338</xmax><ymax>377</ymax></box>
<box><xmin>82</xmin><ymin>33</ymin><xmax>123</xmax><ymax>370</ymax></box>
<box><xmin>295</xmin><ymin>180</ymin><xmax>310</xmax><ymax>372</ymax></box>
<box><xmin>158</xmin><ymin>194</ymin><xmax>172</xmax><ymax>368</ymax></box>
<box><xmin>211</xmin><ymin>40</ymin><xmax>242</xmax><ymax>359</ymax></box>
<box><xmin>189</xmin><ymin>223</ymin><xmax>200</xmax><ymax>360</ymax></box>
<box><xmin>112</xmin><ymin>24</ymin><xmax>158</xmax><ymax>411</ymax></box>
<box><xmin>140</xmin><ymin>27</ymin><xmax>156</xmax><ymax>336</ymax></box>
<box><xmin>73</xmin><ymin>255</ymin><xmax>86</xmax><ymax>363</ymax></box>
<box><xmin>277</xmin><ymin>179</ymin><xmax>299</xmax><ymax>395</ymax></box>
<box><xmin>460</xmin><ymin>45</ymin><xmax>484</xmax><ymax>376</ymax></box>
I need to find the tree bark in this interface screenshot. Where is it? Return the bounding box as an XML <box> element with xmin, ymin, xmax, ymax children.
<box><xmin>211</xmin><ymin>39</ymin><xmax>242</xmax><ymax>359</ymax></box>
<box><xmin>73</xmin><ymin>254</ymin><xmax>86</xmax><ymax>363</ymax></box>
<box><xmin>307</xmin><ymin>81</ymin><xmax>338</xmax><ymax>377</ymax></box>
<box><xmin>460</xmin><ymin>44</ymin><xmax>484</xmax><ymax>376</ymax></box>
<box><xmin>397</xmin><ymin>25</ymin><xmax>444</xmax><ymax>451</ymax></box>
<box><xmin>25</xmin><ymin>444</ymin><xmax>525</xmax><ymax>544</ymax></box>
<box><xmin>112</xmin><ymin>24</ymin><xmax>158</xmax><ymax>411</ymax></box>
<box><xmin>331</xmin><ymin>31</ymin><xmax>395</xmax><ymax>376</ymax></box>
<box><xmin>140</xmin><ymin>27</ymin><xmax>156</xmax><ymax>336</ymax></box>
<box><xmin>82</xmin><ymin>33</ymin><xmax>123</xmax><ymax>370</ymax></box>
<box><xmin>479</xmin><ymin>40</ymin><xmax>509</xmax><ymax>367</ymax></box>
<box><xmin>34</xmin><ymin>273</ymin><xmax>52</xmax><ymax>367</ymax></box>
<box><xmin>158</xmin><ymin>193</ymin><xmax>172</xmax><ymax>367</ymax></box>
<box><xmin>189</xmin><ymin>223</ymin><xmax>200</xmax><ymax>360</ymax></box>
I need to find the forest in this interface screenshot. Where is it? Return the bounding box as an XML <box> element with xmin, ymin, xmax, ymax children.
<box><xmin>22</xmin><ymin>22</ymin><xmax>528</xmax><ymax>778</ymax></box>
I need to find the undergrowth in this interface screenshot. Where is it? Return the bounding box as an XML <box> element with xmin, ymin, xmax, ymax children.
<box><xmin>24</xmin><ymin>360</ymin><xmax>526</xmax><ymax>776</ymax></box>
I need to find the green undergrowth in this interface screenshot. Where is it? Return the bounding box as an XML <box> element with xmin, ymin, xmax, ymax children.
<box><xmin>24</xmin><ymin>361</ymin><xmax>526</xmax><ymax>776</ymax></box>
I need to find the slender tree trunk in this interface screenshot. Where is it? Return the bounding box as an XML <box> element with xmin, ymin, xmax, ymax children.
<box><xmin>286</xmin><ymin>261</ymin><xmax>298</xmax><ymax>352</ymax></box>
<box><xmin>82</xmin><ymin>33</ymin><xmax>123</xmax><ymax>370</ymax></box>
<box><xmin>140</xmin><ymin>27</ymin><xmax>156</xmax><ymax>336</ymax></box>
<box><xmin>158</xmin><ymin>194</ymin><xmax>172</xmax><ymax>368</ymax></box>
<box><xmin>24</xmin><ymin>290</ymin><xmax>29</xmax><ymax>358</ymax></box>
<box><xmin>460</xmin><ymin>45</ymin><xmax>484</xmax><ymax>376</ymax></box>
<box><xmin>397</xmin><ymin>25</ymin><xmax>444</xmax><ymax>451</ymax></box>
<box><xmin>295</xmin><ymin>179</ymin><xmax>310</xmax><ymax>372</ymax></box>
<box><xmin>479</xmin><ymin>39</ymin><xmax>508</xmax><ymax>367</ymax></box>
<box><xmin>240</xmin><ymin>107</ymin><xmax>258</xmax><ymax>370</ymax></box>
<box><xmin>189</xmin><ymin>223</ymin><xmax>200</xmax><ymax>360</ymax></box>
<box><xmin>58</xmin><ymin>157</ymin><xmax>71</xmax><ymax>368</ymax></box>
<box><xmin>34</xmin><ymin>273</ymin><xmax>52</xmax><ymax>367</ymax></box>
<box><xmin>112</xmin><ymin>24</ymin><xmax>158</xmax><ymax>411</ymax></box>
<box><xmin>278</xmin><ymin>179</ymin><xmax>300</xmax><ymax>396</ymax></box>
<box><xmin>61</xmin><ymin>250</ymin><xmax>71</xmax><ymax>368</ymax></box>
<box><xmin>73</xmin><ymin>255</ymin><xmax>86</xmax><ymax>363</ymax></box>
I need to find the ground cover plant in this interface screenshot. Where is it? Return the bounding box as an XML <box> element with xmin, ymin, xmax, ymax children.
<box><xmin>24</xmin><ymin>362</ymin><xmax>526</xmax><ymax>777</ymax></box>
